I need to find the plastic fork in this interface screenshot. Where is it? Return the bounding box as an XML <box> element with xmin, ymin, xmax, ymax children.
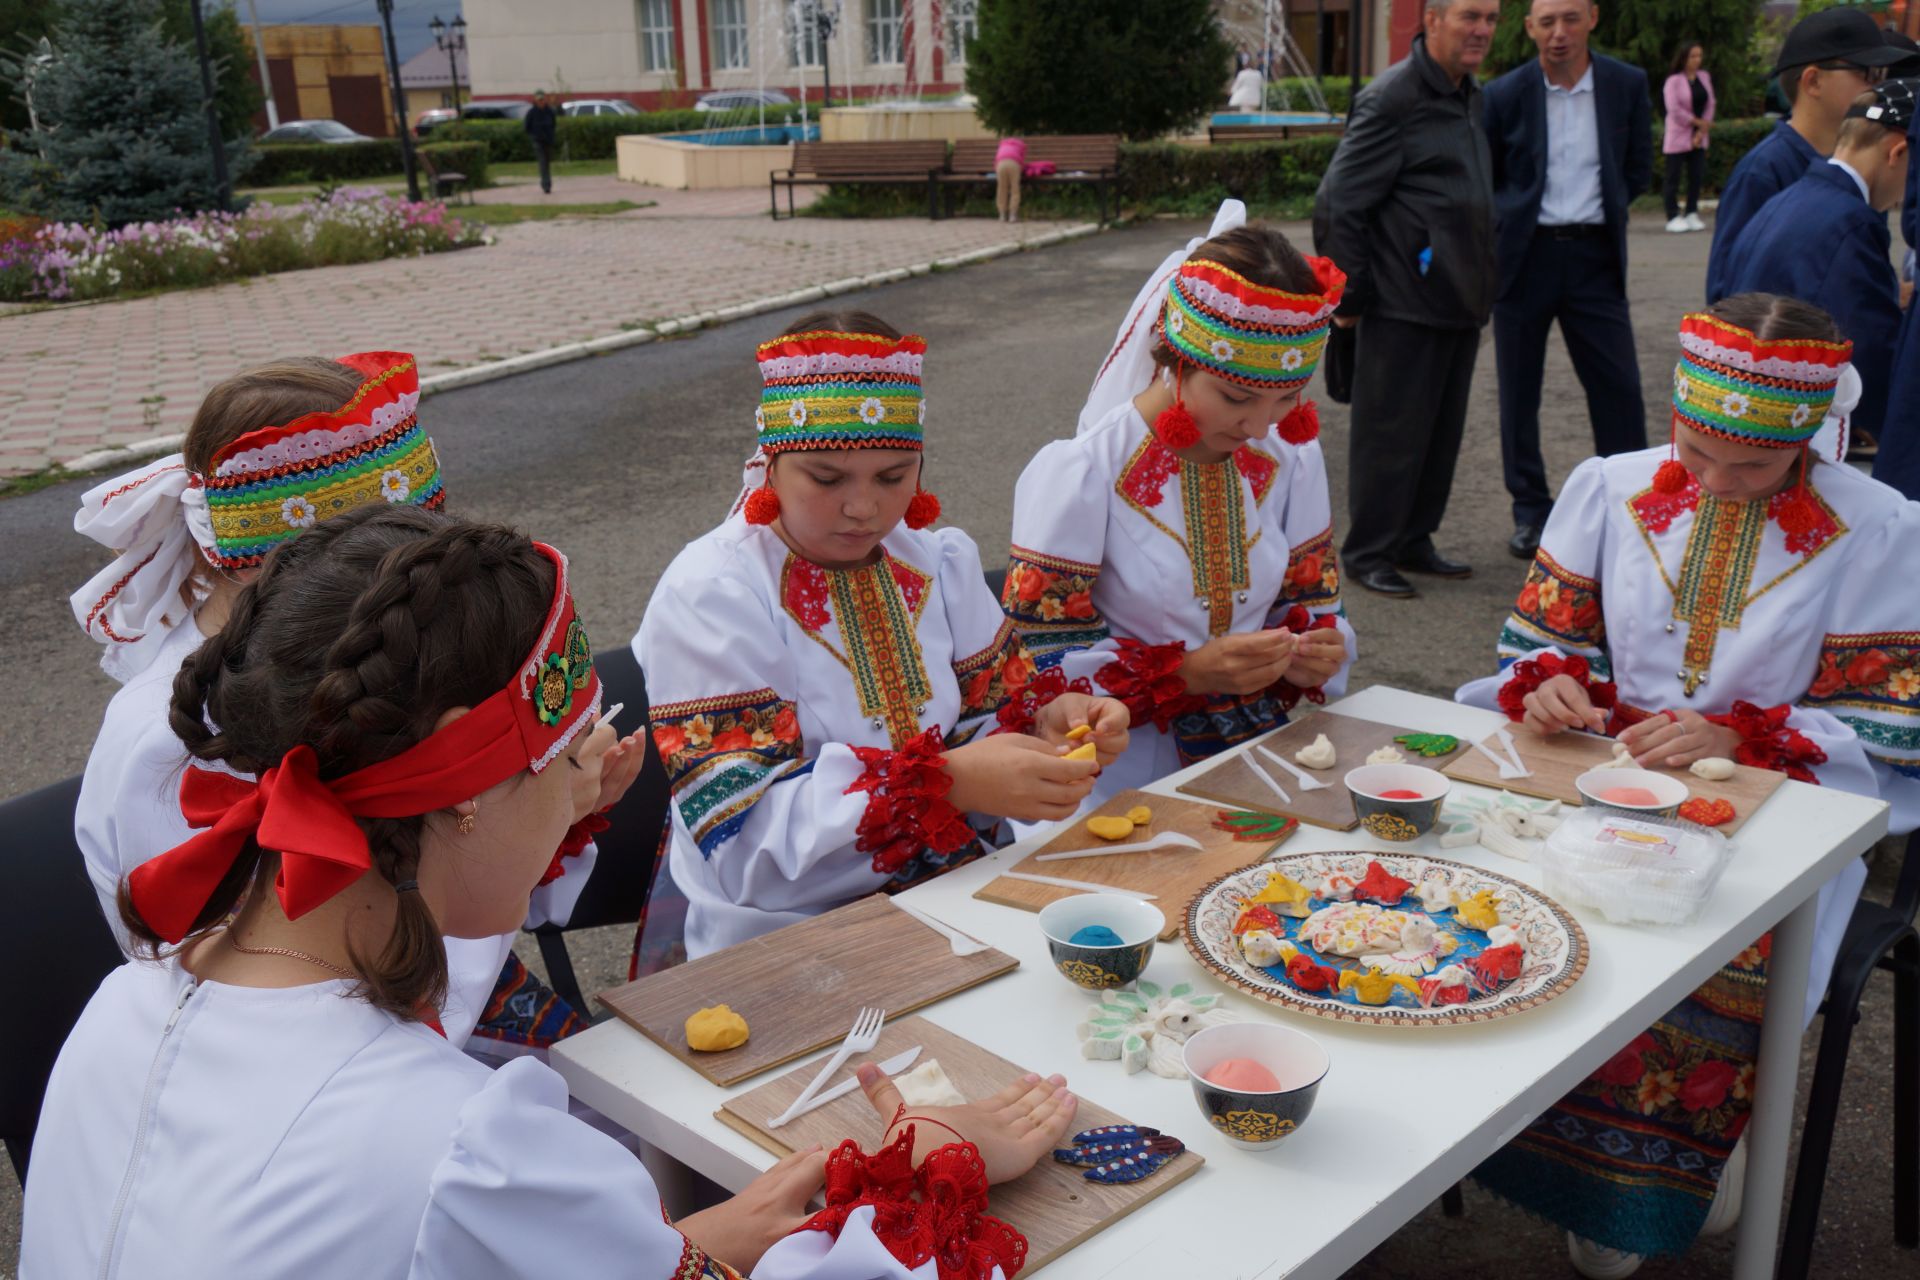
<box><xmin>769</xmin><ymin>1006</ymin><xmax>885</xmax><ymax>1129</ymax></box>
<box><xmin>1257</xmin><ymin>745</ymin><xmax>1332</xmax><ymax>791</ymax></box>
<box><xmin>1035</xmin><ymin>831</ymin><xmax>1204</xmax><ymax>862</ymax></box>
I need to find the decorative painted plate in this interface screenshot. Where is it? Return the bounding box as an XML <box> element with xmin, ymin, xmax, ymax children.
<box><xmin>1183</xmin><ymin>851</ymin><xmax>1587</xmax><ymax>1027</ymax></box>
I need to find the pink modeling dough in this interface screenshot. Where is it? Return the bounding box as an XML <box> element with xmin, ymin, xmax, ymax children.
<box><xmin>1206</xmin><ymin>1058</ymin><xmax>1283</xmax><ymax>1092</ymax></box>
<box><xmin>1601</xmin><ymin>786</ymin><xmax>1662</xmax><ymax>806</ymax></box>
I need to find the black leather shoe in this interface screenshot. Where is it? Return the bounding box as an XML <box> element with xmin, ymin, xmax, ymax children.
<box><xmin>1353</xmin><ymin>567</ymin><xmax>1417</xmax><ymax>598</ymax></box>
<box><xmin>1394</xmin><ymin>547</ymin><xmax>1472</xmax><ymax>579</ymax></box>
<box><xmin>1508</xmin><ymin>524</ymin><xmax>1543</xmax><ymax>560</ymax></box>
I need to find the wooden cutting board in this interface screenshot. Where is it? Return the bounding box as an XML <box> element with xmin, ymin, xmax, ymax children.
<box><xmin>974</xmin><ymin>789</ymin><xmax>1297</xmax><ymax>939</ymax></box>
<box><xmin>1175</xmin><ymin>710</ymin><xmax>1468</xmax><ymax>831</ymax></box>
<box><xmin>1441</xmin><ymin>728</ymin><xmax>1785</xmax><ymax>835</ymax></box>
<box><xmin>718</xmin><ymin>1015</ymin><xmax>1204</xmax><ymax>1276</ymax></box>
<box><xmin>599</xmin><ymin>894</ymin><xmax>1018</xmax><ymax>1087</ymax></box>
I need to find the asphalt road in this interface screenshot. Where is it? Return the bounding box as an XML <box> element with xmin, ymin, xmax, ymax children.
<box><xmin>1</xmin><ymin>215</ymin><xmax>1909</xmax><ymax>1277</ymax></box>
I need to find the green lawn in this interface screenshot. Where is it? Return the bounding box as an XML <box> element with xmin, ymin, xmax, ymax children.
<box><xmin>490</xmin><ymin>158</ymin><xmax>619</xmax><ymax>180</ymax></box>
<box><xmin>238</xmin><ymin>188</ymin><xmax>649</xmax><ymax>224</ymax></box>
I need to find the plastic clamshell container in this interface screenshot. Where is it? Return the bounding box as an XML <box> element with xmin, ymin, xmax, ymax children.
<box><xmin>1537</xmin><ymin>809</ymin><xmax>1731</xmax><ymax>926</ymax></box>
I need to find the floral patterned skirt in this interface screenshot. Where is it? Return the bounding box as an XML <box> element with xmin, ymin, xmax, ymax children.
<box><xmin>1472</xmin><ymin>936</ymin><xmax>1770</xmax><ymax>1257</ymax></box>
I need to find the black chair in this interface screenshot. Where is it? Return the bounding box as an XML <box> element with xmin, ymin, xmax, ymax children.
<box><xmin>1780</xmin><ymin>830</ymin><xmax>1920</xmax><ymax>1277</ymax></box>
<box><xmin>1</xmin><ymin>777</ymin><xmax>126</xmax><ymax>1181</ymax></box>
<box><xmin>527</xmin><ymin>643</ymin><xmax>672</xmax><ymax>1019</ymax></box>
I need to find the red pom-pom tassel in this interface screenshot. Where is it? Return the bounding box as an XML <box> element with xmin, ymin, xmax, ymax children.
<box><xmin>1153</xmin><ymin>400</ymin><xmax>1200</xmax><ymax>449</ymax></box>
<box><xmin>1652</xmin><ymin>459</ymin><xmax>1689</xmax><ymax>494</ymax></box>
<box><xmin>904</xmin><ymin>488</ymin><xmax>941</xmax><ymax>530</ymax></box>
<box><xmin>743</xmin><ymin>486</ymin><xmax>781</xmax><ymax>525</ymax></box>
<box><xmin>1776</xmin><ymin>492</ymin><xmax>1820</xmax><ymax>537</ymax></box>
<box><xmin>1276</xmin><ymin>398</ymin><xmax>1320</xmax><ymax>445</ymax></box>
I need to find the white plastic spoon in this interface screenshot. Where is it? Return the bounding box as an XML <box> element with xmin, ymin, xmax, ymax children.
<box><xmin>1257</xmin><ymin>745</ymin><xmax>1332</xmax><ymax>791</ymax></box>
<box><xmin>1035</xmin><ymin>832</ymin><xmax>1205</xmax><ymax>862</ymax></box>
<box><xmin>1241</xmin><ymin>751</ymin><xmax>1294</xmax><ymax>804</ymax></box>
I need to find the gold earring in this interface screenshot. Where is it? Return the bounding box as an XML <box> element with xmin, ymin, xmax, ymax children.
<box><xmin>457</xmin><ymin>808</ymin><xmax>476</xmax><ymax>835</ymax></box>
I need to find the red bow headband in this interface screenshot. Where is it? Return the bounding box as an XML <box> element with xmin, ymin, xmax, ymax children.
<box><xmin>128</xmin><ymin>542</ymin><xmax>601</xmax><ymax>944</ymax></box>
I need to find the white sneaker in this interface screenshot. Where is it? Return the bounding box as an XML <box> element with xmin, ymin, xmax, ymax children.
<box><xmin>1684</xmin><ymin>212</ymin><xmax>1707</xmax><ymax>232</ymax></box>
<box><xmin>1698</xmin><ymin>1135</ymin><xmax>1747</xmax><ymax>1236</ymax></box>
<box><xmin>1666</xmin><ymin>216</ymin><xmax>1689</xmax><ymax>233</ymax></box>
<box><xmin>1567</xmin><ymin>1232</ymin><xmax>1645</xmax><ymax>1279</ymax></box>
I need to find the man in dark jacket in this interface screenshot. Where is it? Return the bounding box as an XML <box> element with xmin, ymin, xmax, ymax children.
<box><xmin>525</xmin><ymin>92</ymin><xmax>559</xmax><ymax>194</ymax></box>
<box><xmin>1313</xmin><ymin>0</ymin><xmax>1499</xmax><ymax>599</ymax></box>
<box><xmin>1482</xmin><ymin>0</ymin><xmax>1651</xmax><ymax>561</ymax></box>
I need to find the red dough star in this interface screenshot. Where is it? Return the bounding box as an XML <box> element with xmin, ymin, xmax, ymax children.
<box><xmin>1466</xmin><ymin>943</ymin><xmax>1525</xmax><ymax>988</ymax></box>
<box><xmin>1286</xmin><ymin>953</ymin><xmax>1339</xmax><ymax>993</ymax></box>
<box><xmin>1352</xmin><ymin>860</ymin><xmax>1413</xmax><ymax>907</ymax></box>
<box><xmin>1233</xmin><ymin>904</ymin><xmax>1284</xmax><ymax>935</ymax></box>
<box><xmin>1679</xmin><ymin>797</ymin><xmax>1736</xmax><ymax>827</ymax></box>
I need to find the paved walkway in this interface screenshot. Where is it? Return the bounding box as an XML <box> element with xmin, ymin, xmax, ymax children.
<box><xmin>0</xmin><ymin>178</ymin><xmax>1075</xmax><ymax>476</ymax></box>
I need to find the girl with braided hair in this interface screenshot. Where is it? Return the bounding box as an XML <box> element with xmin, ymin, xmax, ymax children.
<box><xmin>638</xmin><ymin>310</ymin><xmax>1130</xmax><ymax>956</ymax></box>
<box><xmin>68</xmin><ymin>354</ymin><xmax>631</xmax><ymax>1049</ymax></box>
<box><xmin>24</xmin><ymin>504</ymin><xmax>1077</xmax><ymax>1280</ymax></box>
<box><xmin>1002</xmin><ymin>212</ymin><xmax>1355</xmax><ymax>806</ymax></box>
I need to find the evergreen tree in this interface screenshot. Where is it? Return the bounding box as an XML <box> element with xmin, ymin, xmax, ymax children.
<box><xmin>965</xmin><ymin>0</ymin><xmax>1232</xmax><ymax>141</ymax></box>
<box><xmin>159</xmin><ymin>0</ymin><xmax>265</xmax><ymax>144</ymax></box>
<box><xmin>0</xmin><ymin>0</ymin><xmax>226</xmax><ymax>223</ymax></box>
<box><xmin>1486</xmin><ymin>0</ymin><xmax>1768</xmax><ymax>116</ymax></box>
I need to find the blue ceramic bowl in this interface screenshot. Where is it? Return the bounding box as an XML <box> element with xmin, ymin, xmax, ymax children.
<box><xmin>1037</xmin><ymin>894</ymin><xmax>1164</xmax><ymax>990</ymax></box>
<box><xmin>1182</xmin><ymin>1021</ymin><xmax>1330</xmax><ymax>1151</ymax></box>
<box><xmin>1344</xmin><ymin>763</ymin><xmax>1450</xmax><ymax>842</ymax></box>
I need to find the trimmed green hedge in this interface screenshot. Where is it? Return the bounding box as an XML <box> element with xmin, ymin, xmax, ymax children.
<box><xmin>1263</xmin><ymin>76</ymin><xmax>1368</xmax><ymax>116</ymax></box>
<box><xmin>247</xmin><ymin>140</ymin><xmax>490</xmax><ymax>190</ymax></box>
<box><xmin>441</xmin><ymin>107</ymin><xmax>808</xmax><ymax>163</ymax></box>
<box><xmin>814</xmin><ymin>117</ymin><xmax>1777</xmax><ymax>220</ymax></box>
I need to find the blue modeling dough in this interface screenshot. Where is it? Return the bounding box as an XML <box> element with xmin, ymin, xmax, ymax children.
<box><xmin>1069</xmin><ymin>925</ymin><xmax>1126</xmax><ymax>947</ymax></box>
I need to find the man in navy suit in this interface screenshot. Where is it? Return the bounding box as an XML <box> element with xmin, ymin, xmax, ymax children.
<box><xmin>1724</xmin><ymin>80</ymin><xmax>1913</xmax><ymax>457</ymax></box>
<box><xmin>1482</xmin><ymin>0</ymin><xmax>1651</xmax><ymax>560</ymax></box>
<box><xmin>1874</xmin><ymin>98</ymin><xmax>1920</xmax><ymax>499</ymax></box>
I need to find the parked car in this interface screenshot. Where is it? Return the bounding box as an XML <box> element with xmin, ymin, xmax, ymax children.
<box><xmin>562</xmin><ymin>98</ymin><xmax>641</xmax><ymax>117</ymax></box>
<box><xmin>414</xmin><ymin>107</ymin><xmax>459</xmax><ymax>138</ymax></box>
<box><xmin>260</xmin><ymin>119</ymin><xmax>373</xmax><ymax>145</ymax></box>
<box><xmin>694</xmin><ymin>89</ymin><xmax>793</xmax><ymax>113</ymax></box>
<box><xmin>461</xmin><ymin>100</ymin><xmax>532</xmax><ymax>121</ymax></box>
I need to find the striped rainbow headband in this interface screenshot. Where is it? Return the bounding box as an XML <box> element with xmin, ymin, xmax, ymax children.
<box><xmin>202</xmin><ymin>352</ymin><xmax>445</xmax><ymax>569</ymax></box>
<box><xmin>1670</xmin><ymin>312</ymin><xmax>1852</xmax><ymax>448</ymax></box>
<box><xmin>743</xmin><ymin>329</ymin><xmax>940</xmax><ymax>529</ymax></box>
<box><xmin>754</xmin><ymin>330</ymin><xmax>928</xmax><ymax>454</ymax></box>
<box><xmin>1152</xmin><ymin>255</ymin><xmax>1346</xmax><ymax>448</ymax></box>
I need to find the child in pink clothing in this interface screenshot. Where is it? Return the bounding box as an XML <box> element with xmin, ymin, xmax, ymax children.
<box><xmin>995</xmin><ymin>137</ymin><xmax>1026</xmax><ymax>222</ymax></box>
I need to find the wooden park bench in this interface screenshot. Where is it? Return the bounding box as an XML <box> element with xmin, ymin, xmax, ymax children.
<box><xmin>769</xmin><ymin>140</ymin><xmax>950</xmax><ymax>220</ymax></box>
<box><xmin>418</xmin><ymin>150</ymin><xmax>472</xmax><ymax>205</ymax></box>
<box><xmin>1208</xmin><ymin>120</ymin><xmax>1345</xmax><ymax>144</ymax></box>
<box><xmin>943</xmin><ymin>134</ymin><xmax>1120</xmax><ymax>224</ymax></box>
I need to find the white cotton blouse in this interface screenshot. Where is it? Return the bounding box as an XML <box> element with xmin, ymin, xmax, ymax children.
<box><xmin>21</xmin><ymin>957</ymin><xmax>991</xmax><ymax>1280</ymax></box>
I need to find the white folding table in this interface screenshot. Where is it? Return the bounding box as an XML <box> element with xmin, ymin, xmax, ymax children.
<box><xmin>553</xmin><ymin>686</ymin><xmax>1887</xmax><ymax>1279</ymax></box>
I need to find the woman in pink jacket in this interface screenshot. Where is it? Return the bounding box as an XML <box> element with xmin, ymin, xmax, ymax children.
<box><xmin>1662</xmin><ymin>42</ymin><xmax>1716</xmax><ymax>233</ymax></box>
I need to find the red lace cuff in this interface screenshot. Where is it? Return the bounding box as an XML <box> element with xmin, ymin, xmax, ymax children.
<box><xmin>1704</xmin><ymin>701</ymin><xmax>1828</xmax><ymax>784</ymax></box>
<box><xmin>1497</xmin><ymin>651</ymin><xmax>1618</xmax><ymax>723</ymax></box>
<box><xmin>1097</xmin><ymin>637</ymin><xmax>1207</xmax><ymax>733</ymax></box>
<box><xmin>993</xmin><ymin>666</ymin><xmax>1093</xmax><ymax>737</ymax></box>
<box><xmin>539</xmin><ymin>812</ymin><xmax>609</xmax><ymax>886</ymax></box>
<box><xmin>845</xmin><ymin>728</ymin><xmax>977</xmax><ymax>876</ymax></box>
<box><xmin>799</xmin><ymin>1126</ymin><xmax>1028</xmax><ymax>1280</ymax></box>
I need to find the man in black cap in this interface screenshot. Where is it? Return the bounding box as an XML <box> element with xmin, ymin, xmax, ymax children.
<box><xmin>1721</xmin><ymin>78</ymin><xmax>1914</xmax><ymax>448</ymax></box>
<box><xmin>1705</xmin><ymin>7</ymin><xmax>1902</xmax><ymax>302</ymax></box>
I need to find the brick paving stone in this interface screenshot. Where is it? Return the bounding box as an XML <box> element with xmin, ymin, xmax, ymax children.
<box><xmin>2</xmin><ymin>180</ymin><xmax>1084</xmax><ymax>476</ymax></box>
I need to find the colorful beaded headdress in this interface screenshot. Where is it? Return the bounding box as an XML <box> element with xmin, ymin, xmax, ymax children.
<box><xmin>128</xmin><ymin>540</ymin><xmax>600</xmax><ymax>944</ymax></box>
<box><xmin>1152</xmin><ymin>254</ymin><xmax>1347</xmax><ymax>450</ymax></box>
<box><xmin>1656</xmin><ymin>311</ymin><xmax>1854</xmax><ymax>534</ymax></box>
<box><xmin>743</xmin><ymin>329</ymin><xmax>940</xmax><ymax>529</ymax></box>
<box><xmin>202</xmin><ymin>351</ymin><xmax>445</xmax><ymax>569</ymax></box>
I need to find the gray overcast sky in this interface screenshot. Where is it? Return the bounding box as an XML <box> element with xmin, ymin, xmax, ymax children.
<box><xmin>229</xmin><ymin>0</ymin><xmax>459</xmax><ymax>62</ymax></box>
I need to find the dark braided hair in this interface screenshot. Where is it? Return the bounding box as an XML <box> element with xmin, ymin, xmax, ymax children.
<box><xmin>126</xmin><ymin>503</ymin><xmax>556</xmax><ymax>1021</ymax></box>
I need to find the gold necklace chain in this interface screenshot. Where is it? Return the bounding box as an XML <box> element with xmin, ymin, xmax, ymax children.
<box><xmin>228</xmin><ymin>940</ymin><xmax>356</xmax><ymax>978</ymax></box>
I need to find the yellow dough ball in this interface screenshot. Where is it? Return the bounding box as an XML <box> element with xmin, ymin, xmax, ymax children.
<box><xmin>1065</xmin><ymin>724</ymin><xmax>1094</xmax><ymax>741</ymax></box>
<box><xmin>1086</xmin><ymin>815</ymin><xmax>1137</xmax><ymax>841</ymax></box>
<box><xmin>1063</xmin><ymin>741</ymin><xmax>1099</xmax><ymax>762</ymax></box>
<box><xmin>685</xmin><ymin>1005</ymin><xmax>750</xmax><ymax>1052</ymax></box>
<box><xmin>1126</xmin><ymin>805</ymin><xmax>1152</xmax><ymax>826</ymax></box>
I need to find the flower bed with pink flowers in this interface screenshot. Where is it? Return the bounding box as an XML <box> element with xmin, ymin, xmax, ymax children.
<box><xmin>0</xmin><ymin>189</ymin><xmax>486</xmax><ymax>303</ymax></box>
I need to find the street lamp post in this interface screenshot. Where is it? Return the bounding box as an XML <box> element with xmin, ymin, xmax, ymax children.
<box><xmin>188</xmin><ymin>0</ymin><xmax>233</xmax><ymax>212</ymax></box>
<box><xmin>809</xmin><ymin>1</ymin><xmax>839</xmax><ymax>111</ymax></box>
<box><xmin>430</xmin><ymin>14</ymin><xmax>466</xmax><ymax>112</ymax></box>
<box><xmin>376</xmin><ymin>0</ymin><xmax>422</xmax><ymax>201</ymax></box>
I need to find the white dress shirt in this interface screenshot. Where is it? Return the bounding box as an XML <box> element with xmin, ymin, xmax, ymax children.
<box><xmin>1540</xmin><ymin>63</ymin><xmax>1605</xmax><ymax>226</ymax></box>
<box><xmin>1828</xmin><ymin>156</ymin><xmax>1870</xmax><ymax>203</ymax></box>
